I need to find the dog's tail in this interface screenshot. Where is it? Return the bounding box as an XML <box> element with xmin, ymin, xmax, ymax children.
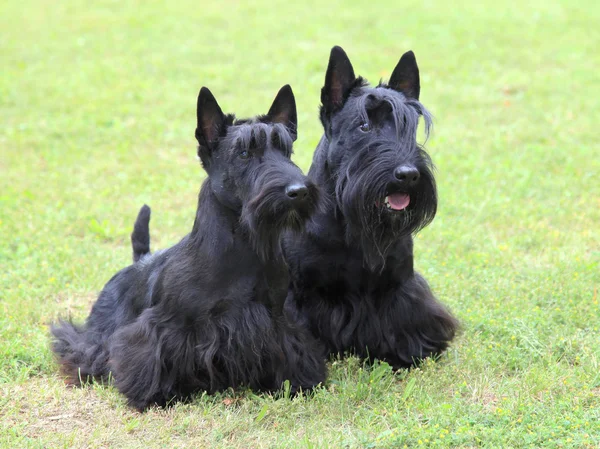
<box><xmin>50</xmin><ymin>320</ymin><xmax>110</xmax><ymax>385</ymax></box>
<box><xmin>131</xmin><ymin>204</ymin><xmax>151</xmax><ymax>262</ymax></box>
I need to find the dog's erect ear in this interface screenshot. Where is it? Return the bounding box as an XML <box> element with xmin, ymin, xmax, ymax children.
<box><xmin>389</xmin><ymin>50</ymin><xmax>420</xmax><ymax>100</ymax></box>
<box><xmin>195</xmin><ymin>87</ymin><xmax>226</xmax><ymax>151</ymax></box>
<box><xmin>321</xmin><ymin>46</ymin><xmax>356</xmax><ymax>113</ymax></box>
<box><xmin>267</xmin><ymin>84</ymin><xmax>298</xmax><ymax>141</ymax></box>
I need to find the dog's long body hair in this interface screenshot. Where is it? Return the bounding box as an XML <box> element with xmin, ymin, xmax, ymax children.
<box><xmin>284</xmin><ymin>47</ymin><xmax>458</xmax><ymax>369</ymax></box>
<box><xmin>51</xmin><ymin>86</ymin><xmax>326</xmax><ymax>410</ymax></box>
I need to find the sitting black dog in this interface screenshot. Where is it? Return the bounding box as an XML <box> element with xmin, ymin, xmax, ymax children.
<box><xmin>51</xmin><ymin>85</ymin><xmax>326</xmax><ymax>410</ymax></box>
<box><xmin>284</xmin><ymin>47</ymin><xmax>458</xmax><ymax>369</ymax></box>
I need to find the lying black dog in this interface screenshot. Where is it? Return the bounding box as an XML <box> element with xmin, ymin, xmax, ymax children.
<box><xmin>284</xmin><ymin>47</ymin><xmax>458</xmax><ymax>369</ymax></box>
<box><xmin>51</xmin><ymin>85</ymin><xmax>326</xmax><ymax>410</ymax></box>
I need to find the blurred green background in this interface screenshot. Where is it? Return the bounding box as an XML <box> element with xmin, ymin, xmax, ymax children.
<box><xmin>1</xmin><ymin>0</ymin><xmax>599</xmax><ymax>447</ymax></box>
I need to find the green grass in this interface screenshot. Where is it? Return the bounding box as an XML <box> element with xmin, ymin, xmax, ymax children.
<box><xmin>1</xmin><ymin>0</ymin><xmax>599</xmax><ymax>447</ymax></box>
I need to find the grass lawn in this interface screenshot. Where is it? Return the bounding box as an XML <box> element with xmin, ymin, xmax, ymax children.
<box><xmin>1</xmin><ymin>0</ymin><xmax>599</xmax><ymax>447</ymax></box>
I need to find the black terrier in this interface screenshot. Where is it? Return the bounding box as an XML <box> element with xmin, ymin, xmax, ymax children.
<box><xmin>284</xmin><ymin>46</ymin><xmax>459</xmax><ymax>370</ymax></box>
<box><xmin>51</xmin><ymin>85</ymin><xmax>326</xmax><ymax>410</ymax></box>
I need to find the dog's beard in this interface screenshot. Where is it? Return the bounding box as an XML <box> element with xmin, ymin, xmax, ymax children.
<box><xmin>242</xmin><ymin>181</ymin><xmax>319</xmax><ymax>262</ymax></box>
<box><xmin>334</xmin><ymin>148</ymin><xmax>437</xmax><ymax>271</ymax></box>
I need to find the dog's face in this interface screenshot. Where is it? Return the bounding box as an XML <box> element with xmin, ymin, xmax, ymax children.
<box><xmin>195</xmin><ymin>85</ymin><xmax>319</xmax><ymax>256</ymax></box>
<box><xmin>319</xmin><ymin>47</ymin><xmax>437</xmax><ymax>268</ymax></box>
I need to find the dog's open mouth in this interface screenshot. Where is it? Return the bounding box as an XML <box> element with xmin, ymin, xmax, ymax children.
<box><xmin>377</xmin><ymin>192</ymin><xmax>410</xmax><ymax>211</ymax></box>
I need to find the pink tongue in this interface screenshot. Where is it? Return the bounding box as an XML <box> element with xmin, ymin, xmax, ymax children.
<box><xmin>387</xmin><ymin>193</ymin><xmax>410</xmax><ymax>210</ymax></box>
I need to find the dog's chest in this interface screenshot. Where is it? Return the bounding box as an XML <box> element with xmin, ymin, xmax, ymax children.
<box><xmin>299</xmin><ymin>242</ymin><xmax>394</xmax><ymax>296</ymax></box>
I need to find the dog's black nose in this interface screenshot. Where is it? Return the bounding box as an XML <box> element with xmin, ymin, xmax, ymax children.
<box><xmin>394</xmin><ymin>165</ymin><xmax>420</xmax><ymax>186</ymax></box>
<box><xmin>285</xmin><ymin>183</ymin><xmax>309</xmax><ymax>200</ymax></box>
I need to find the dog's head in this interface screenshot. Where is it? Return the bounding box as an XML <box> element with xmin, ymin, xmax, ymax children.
<box><xmin>195</xmin><ymin>85</ymin><xmax>319</xmax><ymax>258</ymax></box>
<box><xmin>317</xmin><ymin>46</ymin><xmax>437</xmax><ymax>269</ymax></box>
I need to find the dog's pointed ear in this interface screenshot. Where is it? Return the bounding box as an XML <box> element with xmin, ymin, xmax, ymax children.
<box><xmin>321</xmin><ymin>46</ymin><xmax>356</xmax><ymax>113</ymax></box>
<box><xmin>267</xmin><ymin>84</ymin><xmax>298</xmax><ymax>141</ymax></box>
<box><xmin>389</xmin><ymin>50</ymin><xmax>420</xmax><ymax>100</ymax></box>
<box><xmin>195</xmin><ymin>87</ymin><xmax>226</xmax><ymax>152</ymax></box>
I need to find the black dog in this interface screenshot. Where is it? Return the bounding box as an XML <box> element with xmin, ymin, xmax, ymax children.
<box><xmin>51</xmin><ymin>85</ymin><xmax>326</xmax><ymax>410</ymax></box>
<box><xmin>284</xmin><ymin>47</ymin><xmax>458</xmax><ymax>370</ymax></box>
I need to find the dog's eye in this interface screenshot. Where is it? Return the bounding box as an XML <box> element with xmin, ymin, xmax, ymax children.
<box><xmin>239</xmin><ymin>150</ymin><xmax>250</xmax><ymax>159</ymax></box>
<box><xmin>359</xmin><ymin>122</ymin><xmax>371</xmax><ymax>133</ymax></box>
